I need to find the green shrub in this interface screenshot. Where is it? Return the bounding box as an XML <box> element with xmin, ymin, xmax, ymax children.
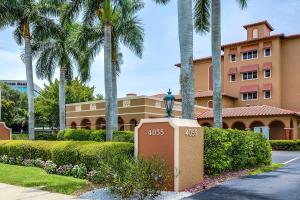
<box><xmin>94</xmin><ymin>156</ymin><xmax>170</xmax><ymax>200</ymax></box>
<box><xmin>0</xmin><ymin>141</ymin><xmax>134</xmax><ymax>170</ymax></box>
<box><xmin>57</xmin><ymin>129</ymin><xmax>134</xmax><ymax>143</ymax></box>
<box><xmin>204</xmin><ymin>127</ymin><xmax>271</xmax><ymax>175</ymax></box>
<box><xmin>269</xmin><ymin>140</ymin><xmax>300</xmax><ymax>151</ymax></box>
<box><xmin>12</xmin><ymin>134</ymin><xmax>28</xmax><ymax>140</ymax></box>
<box><xmin>204</xmin><ymin>127</ymin><xmax>232</xmax><ymax>175</ymax></box>
<box><xmin>35</xmin><ymin>132</ymin><xmax>57</xmax><ymax>141</ymax></box>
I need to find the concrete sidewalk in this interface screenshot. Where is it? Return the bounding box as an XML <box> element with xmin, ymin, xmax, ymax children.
<box><xmin>0</xmin><ymin>183</ymin><xmax>86</xmax><ymax>200</ymax></box>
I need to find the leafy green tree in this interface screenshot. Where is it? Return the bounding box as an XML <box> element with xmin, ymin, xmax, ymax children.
<box><xmin>194</xmin><ymin>0</ymin><xmax>247</xmax><ymax>128</ymax></box>
<box><xmin>60</xmin><ymin>0</ymin><xmax>144</xmax><ymax>140</ymax></box>
<box><xmin>75</xmin><ymin>0</ymin><xmax>144</xmax><ymax>131</ymax></box>
<box><xmin>0</xmin><ymin>83</ymin><xmax>28</xmax><ymax>130</ymax></box>
<box><xmin>0</xmin><ymin>0</ymin><xmax>58</xmax><ymax>139</ymax></box>
<box><xmin>32</xmin><ymin>14</ymin><xmax>92</xmax><ymax>131</ymax></box>
<box><xmin>35</xmin><ymin>78</ymin><xmax>101</xmax><ymax>129</ymax></box>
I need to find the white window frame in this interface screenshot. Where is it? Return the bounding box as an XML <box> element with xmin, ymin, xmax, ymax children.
<box><xmin>241</xmin><ymin>50</ymin><xmax>258</xmax><ymax>61</ymax></box>
<box><xmin>229</xmin><ymin>74</ymin><xmax>236</xmax><ymax>82</ymax></box>
<box><xmin>230</xmin><ymin>54</ymin><xmax>236</xmax><ymax>63</ymax></box>
<box><xmin>264</xmin><ymin>69</ymin><xmax>272</xmax><ymax>78</ymax></box>
<box><xmin>264</xmin><ymin>90</ymin><xmax>272</xmax><ymax>99</ymax></box>
<box><xmin>241</xmin><ymin>92</ymin><xmax>258</xmax><ymax>101</ymax></box>
<box><xmin>264</xmin><ymin>48</ymin><xmax>272</xmax><ymax>57</ymax></box>
<box><xmin>242</xmin><ymin>71</ymin><xmax>258</xmax><ymax>81</ymax></box>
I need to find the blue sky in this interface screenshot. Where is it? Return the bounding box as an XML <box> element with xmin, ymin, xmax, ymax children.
<box><xmin>0</xmin><ymin>0</ymin><xmax>299</xmax><ymax>97</ymax></box>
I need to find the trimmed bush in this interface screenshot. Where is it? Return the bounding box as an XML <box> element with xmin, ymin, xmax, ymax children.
<box><xmin>57</xmin><ymin>129</ymin><xmax>134</xmax><ymax>143</ymax></box>
<box><xmin>12</xmin><ymin>132</ymin><xmax>57</xmax><ymax>141</ymax></box>
<box><xmin>204</xmin><ymin>127</ymin><xmax>272</xmax><ymax>175</ymax></box>
<box><xmin>0</xmin><ymin>141</ymin><xmax>134</xmax><ymax>170</ymax></box>
<box><xmin>270</xmin><ymin>140</ymin><xmax>300</xmax><ymax>151</ymax></box>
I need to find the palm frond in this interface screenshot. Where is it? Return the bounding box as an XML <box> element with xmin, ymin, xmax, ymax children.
<box><xmin>236</xmin><ymin>0</ymin><xmax>247</xmax><ymax>9</ymax></box>
<box><xmin>194</xmin><ymin>0</ymin><xmax>211</xmax><ymax>34</ymax></box>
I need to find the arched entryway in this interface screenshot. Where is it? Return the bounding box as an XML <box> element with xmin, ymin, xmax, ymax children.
<box><xmin>96</xmin><ymin>118</ymin><xmax>106</xmax><ymax>130</ymax></box>
<box><xmin>269</xmin><ymin>120</ymin><xmax>285</xmax><ymax>140</ymax></box>
<box><xmin>207</xmin><ymin>100</ymin><xmax>213</xmax><ymax>108</ymax></box>
<box><xmin>201</xmin><ymin>123</ymin><xmax>211</xmax><ymax>127</ymax></box>
<box><xmin>250</xmin><ymin>121</ymin><xmax>265</xmax><ymax>130</ymax></box>
<box><xmin>71</xmin><ymin>122</ymin><xmax>77</xmax><ymax>129</ymax></box>
<box><xmin>129</xmin><ymin>119</ymin><xmax>138</xmax><ymax>131</ymax></box>
<box><xmin>223</xmin><ymin>123</ymin><xmax>229</xmax><ymax>129</ymax></box>
<box><xmin>118</xmin><ymin>117</ymin><xmax>125</xmax><ymax>131</ymax></box>
<box><xmin>81</xmin><ymin>119</ymin><xmax>91</xmax><ymax>129</ymax></box>
<box><xmin>232</xmin><ymin>121</ymin><xmax>246</xmax><ymax>130</ymax></box>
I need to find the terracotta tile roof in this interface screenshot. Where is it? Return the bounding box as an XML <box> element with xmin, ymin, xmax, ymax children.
<box><xmin>240</xmin><ymin>85</ymin><xmax>259</xmax><ymax>93</ymax></box>
<box><xmin>240</xmin><ymin>64</ymin><xmax>259</xmax><ymax>73</ymax></box>
<box><xmin>175</xmin><ymin>91</ymin><xmax>238</xmax><ymax>100</ymax></box>
<box><xmin>243</xmin><ymin>20</ymin><xmax>274</xmax><ymax>31</ymax></box>
<box><xmin>150</xmin><ymin>93</ymin><xmax>166</xmax><ymax>99</ymax></box>
<box><xmin>198</xmin><ymin>105</ymin><xmax>300</xmax><ymax>119</ymax></box>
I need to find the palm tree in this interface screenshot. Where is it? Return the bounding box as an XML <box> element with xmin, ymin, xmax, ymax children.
<box><xmin>61</xmin><ymin>0</ymin><xmax>143</xmax><ymax>140</ymax></box>
<box><xmin>0</xmin><ymin>0</ymin><xmax>58</xmax><ymax>139</ymax></box>
<box><xmin>154</xmin><ymin>0</ymin><xmax>195</xmax><ymax>119</ymax></box>
<box><xmin>194</xmin><ymin>0</ymin><xmax>247</xmax><ymax>128</ymax></box>
<box><xmin>31</xmin><ymin>20</ymin><xmax>91</xmax><ymax>131</ymax></box>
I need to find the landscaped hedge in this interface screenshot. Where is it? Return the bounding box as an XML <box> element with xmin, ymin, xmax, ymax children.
<box><xmin>12</xmin><ymin>132</ymin><xmax>58</xmax><ymax>141</ymax></box>
<box><xmin>0</xmin><ymin>140</ymin><xmax>133</xmax><ymax>170</ymax></box>
<box><xmin>57</xmin><ymin>129</ymin><xmax>134</xmax><ymax>143</ymax></box>
<box><xmin>204</xmin><ymin>127</ymin><xmax>272</xmax><ymax>175</ymax></box>
<box><xmin>269</xmin><ymin>140</ymin><xmax>300</xmax><ymax>151</ymax></box>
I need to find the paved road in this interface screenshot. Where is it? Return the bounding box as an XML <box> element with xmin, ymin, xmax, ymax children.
<box><xmin>185</xmin><ymin>151</ymin><xmax>300</xmax><ymax>200</ymax></box>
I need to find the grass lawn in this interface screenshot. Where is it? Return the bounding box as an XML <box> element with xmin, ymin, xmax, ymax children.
<box><xmin>0</xmin><ymin>163</ymin><xmax>89</xmax><ymax>195</ymax></box>
<box><xmin>248</xmin><ymin>163</ymin><xmax>285</xmax><ymax>176</ymax></box>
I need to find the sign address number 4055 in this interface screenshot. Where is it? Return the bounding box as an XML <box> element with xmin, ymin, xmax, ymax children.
<box><xmin>147</xmin><ymin>128</ymin><xmax>198</xmax><ymax>137</ymax></box>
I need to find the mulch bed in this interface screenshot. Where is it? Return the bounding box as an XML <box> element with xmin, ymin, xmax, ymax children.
<box><xmin>185</xmin><ymin>169</ymin><xmax>252</xmax><ymax>193</ymax></box>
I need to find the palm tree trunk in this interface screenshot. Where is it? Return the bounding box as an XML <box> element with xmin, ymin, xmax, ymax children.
<box><xmin>112</xmin><ymin>63</ymin><xmax>118</xmax><ymax>131</ymax></box>
<box><xmin>59</xmin><ymin>66</ymin><xmax>66</xmax><ymax>130</ymax></box>
<box><xmin>177</xmin><ymin>0</ymin><xmax>195</xmax><ymax>119</ymax></box>
<box><xmin>24</xmin><ymin>37</ymin><xmax>35</xmax><ymax>140</ymax></box>
<box><xmin>104</xmin><ymin>22</ymin><xmax>113</xmax><ymax>141</ymax></box>
<box><xmin>211</xmin><ymin>0</ymin><xmax>222</xmax><ymax>128</ymax></box>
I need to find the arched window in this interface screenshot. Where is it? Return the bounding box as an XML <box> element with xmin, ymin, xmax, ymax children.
<box><xmin>253</xmin><ymin>29</ymin><xmax>258</xmax><ymax>39</ymax></box>
<box><xmin>81</xmin><ymin>119</ymin><xmax>91</xmax><ymax>129</ymax></box>
<box><xmin>129</xmin><ymin>119</ymin><xmax>138</xmax><ymax>131</ymax></box>
<box><xmin>71</xmin><ymin>122</ymin><xmax>77</xmax><ymax>129</ymax></box>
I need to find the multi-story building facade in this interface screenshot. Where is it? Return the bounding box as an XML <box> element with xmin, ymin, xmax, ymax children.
<box><xmin>185</xmin><ymin>21</ymin><xmax>300</xmax><ymax>140</ymax></box>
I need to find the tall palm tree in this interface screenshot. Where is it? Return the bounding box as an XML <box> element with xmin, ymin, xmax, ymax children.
<box><xmin>0</xmin><ymin>0</ymin><xmax>58</xmax><ymax>139</ymax></box>
<box><xmin>194</xmin><ymin>0</ymin><xmax>247</xmax><ymax>128</ymax></box>
<box><xmin>31</xmin><ymin>20</ymin><xmax>91</xmax><ymax>131</ymax></box>
<box><xmin>154</xmin><ymin>0</ymin><xmax>195</xmax><ymax>119</ymax></box>
<box><xmin>61</xmin><ymin>0</ymin><xmax>143</xmax><ymax>140</ymax></box>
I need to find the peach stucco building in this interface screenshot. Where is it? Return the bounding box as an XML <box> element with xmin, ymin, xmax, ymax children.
<box><xmin>185</xmin><ymin>21</ymin><xmax>300</xmax><ymax>140</ymax></box>
<box><xmin>66</xmin><ymin>20</ymin><xmax>300</xmax><ymax>140</ymax></box>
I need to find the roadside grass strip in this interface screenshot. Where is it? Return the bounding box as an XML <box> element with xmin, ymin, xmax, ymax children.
<box><xmin>0</xmin><ymin>163</ymin><xmax>89</xmax><ymax>195</ymax></box>
<box><xmin>248</xmin><ymin>163</ymin><xmax>285</xmax><ymax>176</ymax></box>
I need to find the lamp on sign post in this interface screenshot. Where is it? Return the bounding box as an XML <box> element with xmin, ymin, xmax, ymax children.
<box><xmin>163</xmin><ymin>89</ymin><xmax>175</xmax><ymax>118</ymax></box>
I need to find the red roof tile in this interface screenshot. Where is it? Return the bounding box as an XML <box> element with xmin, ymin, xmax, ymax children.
<box><xmin>243</xmin><ymin>20</ymin><xmax>274</xmax><ymax>31</ymax></box>
<box><xmin>228</xmin><ymin>67</ymin><xmax>237</xmax><ymax>75</ymax></box>
<box><xmin>175</xmin><ymin>91</ymin><xmax>238</xmax><ymax>100</ymax></box>
<box><xmin>197</xmin><ymin>105</ymin><xmax>300</xmax><ymax>119</ymax></box>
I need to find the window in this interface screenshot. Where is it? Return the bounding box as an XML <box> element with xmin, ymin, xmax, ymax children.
<box><xmin>242</xmin><ymin>71</ymin><xmax>258</xmax><ymax>80</ymax></box>
<box><xmin>229</xmin><ymin>74</ymin><xmax>236</xmax><ymax>82</ymax></box>
<box><xmin>264</xmin><ymin>69</ymin><xmax>271</xmax><ymax>78</ymax></box>
<box><xmin>123</xmin><ymin>100</ymin><xmax>131</xmax><ymax>107</ymax></box>
<box><xmin>242</xmin><ymin>50</ymin><xmax>258</xmax><ymax>60</ymax></box>
<box><xmin>230</xmin><ymin>54</ymin><xmax>236</xmax><ymax>62</ymax></box>
<box><xmin>253</xmin><ymin>29</ymin><xmax>258</xmax><ymax>39</ymax></box>
<box><xmin>241</xmin><ymin>92</ymin><xmax>258</xmax><ymax>101</ymax></box>
<box><xmin>264</xmin><ymin>48</ymin><xmax>271</xmax><ymax>57</ymax></box>
<box><xmin>264</xmin><ymin>90</ymin><xmax>271</xmax><ymax>99</ymax></box>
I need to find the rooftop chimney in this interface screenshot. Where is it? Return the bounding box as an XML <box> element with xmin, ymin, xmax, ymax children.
<box><xmin>243</xmin><ymin>21</ymin><xmax>274</xmax><ymax>41</ymax></box>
